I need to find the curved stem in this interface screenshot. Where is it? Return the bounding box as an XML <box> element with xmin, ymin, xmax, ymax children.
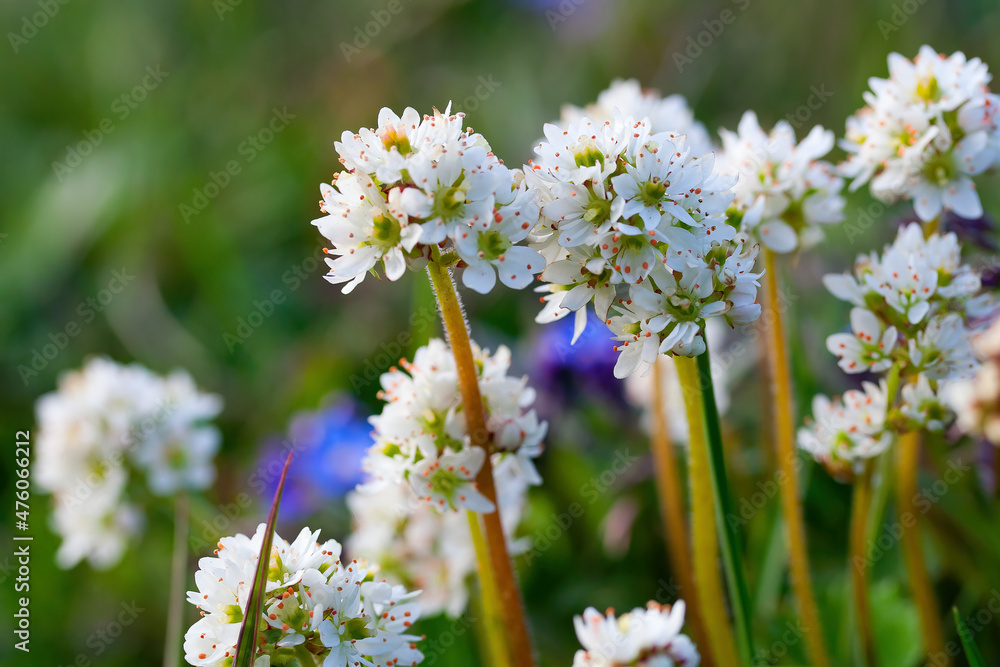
<box><xmin>164</xmin><ymin>494</ymin><xmax>189</xmax><ymax>667</ymax></box>
<box><xmin>467</xmin><ymin>511</ymin><xmax>510</xmax><ymax>667</ymax></box>
<box><xmin>850</xmin><ymin>463</ymin><xmax>878</xmax><ymax>667</ymax></box>
<box><xmin>674</xmin><ymin>354</ymin><xmax>740</xmax><ymax>667</ymax></box>
<box><xmin>426</xmin><ymin>261</ymin><xmax>533</xmax><ymax>666</ymax></box>
<box><xmin>896</xmin><ymin>432</ymin><xmax>947</xmax><ymax>664</ymax></box>
<box><xmin>762</xmin><ymin>250</ymin><xmax>831</xmax><ymax>667</ymax></box>
<box><xmin>650</xmin><ymin>360</ymin><xmax>715</xmax><ymax>667</ymax></box>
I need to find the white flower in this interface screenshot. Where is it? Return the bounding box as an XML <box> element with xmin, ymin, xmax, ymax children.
<box><xmin>360</xmin><ymin>339</ymin><xmax>546</xmax><ymax>512</ymax></box>
<box><xmin>826</xmin><ymin>308</ymin><xmax>898</xmax><ymax>374</ymax></box>
<box><xmin>35</xmin><ymin>357</ymin><xmax>221</xmax><ymax>569</ymax></box>
<box><xmin>798</xmin><ymin>381</ymin><xmax>893</xmax><ymax>478</ymax></box>
<box><xmin>841</xmin><ymin>45</ymin><xmax>1000</xmax><ymax>222</ymax></box>
<box><xmin>909</xmin><ymin>313</ymin><xmax>978</xmax><ymax>380</ymax></box>
<box><xmin>313</xmin><ymin>105</ymin><xmax>542</xmax><ymax>294</ymax></box>
<box><xmin>560</xmin><ymin>78</ymin><xmax>715</xmax><ymax>156</ymax></box>
<box><xmin>571</xmin><ymin>600</ymin><xmax>700</xmax><ymax>667</ymax></box>
<box><xmin>900</xmin><ymin>374</ymin><xmax>949</xmax><ymax>431</ymax></box>
<box><xmin>719</xmin><ymin>111</ymin><xmax>844</xmax><ymax>252</ymax></box>
<box><xmin>184</xmin><ymin>524</ymin><xmax>423</xmax><ymax>667</ymax></box>
<box><xmin>948</xmin><ymin>318</ymin><xmax>1000</xmax><ymax>444</ymax></box>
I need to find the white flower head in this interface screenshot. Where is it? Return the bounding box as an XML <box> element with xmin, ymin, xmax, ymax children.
<box><xmin>35</xmin><ymin>357</ymin><xmax>222</xmax><ymax>569</ymax></box>
<box><xmin>313</xmin><ymin>105</ymin><xmax>543</xmax><ymax>294</ymax></box>
<box><xmin>571</xmin><ymin>600</ymin><xmax>700</xmax><ymax>667</ymax></box>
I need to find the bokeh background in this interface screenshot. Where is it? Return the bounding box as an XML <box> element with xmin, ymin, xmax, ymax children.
<box><xmin>3</xmin><ymin>0</ymin><xmax>1000</xmax><ymax>664</ymax></box>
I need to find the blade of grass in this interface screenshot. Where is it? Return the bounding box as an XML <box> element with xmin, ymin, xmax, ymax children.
<box><xmin>953</xmin><ymin>607</ymin><xmax>985</xmax><ymax>667</ymax></box>
<box><xmin>232</xmin><ymin>451</ymin><xmax>294</xmax><ymax>667</ymax></box>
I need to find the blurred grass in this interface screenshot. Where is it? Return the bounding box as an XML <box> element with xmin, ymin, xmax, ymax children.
<box><xmin>2</xmin><ymin>0</ymin><xmax>1000</xmax><ymax>664</ymax></box>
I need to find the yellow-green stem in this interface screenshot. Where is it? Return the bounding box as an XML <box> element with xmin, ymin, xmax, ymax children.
<box><xmin>650</xmin><ymin>360</ymin><xmax>715</xmax><ymax>667</ymax></box>
<box><xmin>467</xmin><ymin>511</ymin><xmax>511</xmax><ymax>667</ymax></box>
<box><xmin>763</xmin><ymin>249</ymin><xmax>830</xmax><ymax>667</ymax></box>
<box><xmin>850</xmin><ymin>463</ymin><xmax>878</xmax><ymax>667</ymax></box>
<box><xmin>896</xmin><ymin>432</ymin><xmax>947</xmax><ymax>664</ymax></box>
<box><xmin>426</xmin><ymin>261</ymin><xmax>534</xmax><ymax>666</ymax></box>
<box><xmin>164</xmin><ymin>494</ymin><xmax>189</xmax><ymax>667</ymax></box>
<box><xmin>675</xmin><ymin>355</ymin><xmax>740</xmax><ymax>666</ymax></box>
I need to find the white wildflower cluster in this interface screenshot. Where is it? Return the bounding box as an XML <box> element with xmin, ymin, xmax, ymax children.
<box><xmin>526</xmin><ymin>110</ymin><xmax>762</xmax><ymax>378</ymax></box>
<box><xmin>357</xmin><ymin>338</ymin><xmax>546</xmax><ymax>514</ymax></box>
<box><xmin>312</xmin><ymin>105</ymin><xmax>542</xmax><ymax>295</ymax></box>
<box><xmin>184</xmin><ymin>525</ymin><xmax>423</xmax><ymax>667</ymax></box>
<box><xmin>718</xmin><ymin>111</ymin><xmax>845</xmax><ymax>253</ymax></box>
<box><xmin>949</xmin><ymin>319</ymin><xmax>1000</xmax><ymax>445</ymax></box>
<box><xmin>571</xmin><ymin>600</ymin><xmax>700</xmax><ymax>667</ymax></box>
<box><xmin>35</xmin><ymin>357</ymin><xmax>221</xmax><ymax>569</ymax></box>
<box><xmin>346</xmin><ymin>454</ymin><xmax>530</xmax><ymax>618</ymax></box>
<box><xmin>841</xmin><ymin>45</ymin><xmax>1000</xmax><ymax>222</ymax></box>
<box><xmin>560</xmin><ymin>78</ymin><xmax>715</xmax><ymax>156</ymax></box>
<box><xmin>800</xmin><ymin>222</ymin><xmax>994</xmax><ymax>474</ymax></box>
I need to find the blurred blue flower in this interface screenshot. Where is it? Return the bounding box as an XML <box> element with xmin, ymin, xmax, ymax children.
<box><xmin>257</xmin><ymin>396</ymin><xmax>371</xmax><ymax>518</ymax></box>
<box><xmin>526</xmin><ymin>312</ymin><xmax>625</xmax><ymax>417</ymax></box>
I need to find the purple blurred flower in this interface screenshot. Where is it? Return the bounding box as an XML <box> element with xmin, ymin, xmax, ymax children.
<box><xmin>525</xmin><ymin>312</ymin><xmax>625</xmax><ymax>417</ymax></box>
<box><xmin>257</xmin><ymin>396</ymin><xmax>371</xmax><ymax>518</ymax></box>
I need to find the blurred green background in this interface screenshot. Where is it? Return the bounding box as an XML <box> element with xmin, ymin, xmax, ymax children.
<box><xmin>3</xmin><ymin>0</ymin><xmax>1000</xmax><ymax>665</ymax></box>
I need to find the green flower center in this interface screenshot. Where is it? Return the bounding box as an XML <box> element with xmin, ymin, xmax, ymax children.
<box><xmin>433</xmin><ymin>185</ymin><xmax>467</xmax><ymax>220</ymax></box>
<box><xmin>478</xmin><ymin>229</ymin><xmax>511</xmax><ymax>261</ymax></box>
<box><xmin>379</xmin><ymin>126</ymin><xmax>412</xmax><ymax>155</ymax></box>
<box><xmin>922</xmin><ymin>153</ymin><xmax>954</xmax><ymax>186</ymax></box>
<box><xmin>574</xmin><ymin>145</ymin><xmax>605</xmax><ymax>169</ymax></box>
<box><xmin>343</xmin><ymin>616</ymin><xmax>376</xmax><ymax>641</ymax></box>
<box><xmin>639</xmin><ymin>179</ymin><xmax>667</xmax><ymax>206</ymax></box>
<box><xmin>584</xmin><ymin>198</ymin><xmax>612</xmax><ymax>224</ymax></box>
<box><xmin>370</xmin><ymin>213</ymin><xmax>402</xmax><ymax>250</ymax></box>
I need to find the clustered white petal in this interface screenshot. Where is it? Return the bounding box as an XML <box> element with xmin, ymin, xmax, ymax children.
<box><xmin>948</xmin><ymin>319</ymin><xmax>1000</xmax><ymax>444</ymax></box>
<box><xmin>571</xmin><ymin>600</ymin><xmax>700</xmax><ymax>667</ymax></box>
<box><xmin>184</xmin><ymin>525</ymin><xmax>423</xmax><ymax>667</ymax></box>
<box><xmin>346</xmin><ymin>454</ymin><xmax>531</xmax><ymax>618</ymax></box>
<box><xmin>358</xmin><ymin>338</ymin><xmax>546</xmax><ymax>513</ymax></box>
<box><xmin>313</xmin><ymin>106</ymin><xmax>543</xmax><ymax>295</ymax></box>
<box><xmin>841</xmin><ymin>45</ymin><xmax>1000</xmax><ymax>222</ymax></box>
<box><xmin>525</xmin><ymin>107</ymin><xmax>762</xmax><ymax>377</ymax></box>
<box><xmin>718</xmin><ymin>111</ymin><xmax>845</xmax><ymax>252</ymax></box>
<box><xmin>35</xmin><ymin>357</ymin><xmax>221</xmax><ymax>569</ymax></box>
<box><xmin>801</xmin><ymin>221</ymin><xmax>995</xmax><ymax>474</ymax></box>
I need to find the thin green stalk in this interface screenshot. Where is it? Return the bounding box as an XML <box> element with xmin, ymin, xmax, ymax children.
<box><xmin>426</xmin><ymin>260</ymin><xmax>533</xmax><ymax>666</ymax></box>
<box><xmin>467</xmin><ymin>511</ymin><xmax>510</xmax><ymax>667</ymax></box>
<box><xmin>850</xmin><ymin>463</ymin><xmax>877</xmax><ymax>667</ymax></box>
<box><xmin>762</xmin><ymin>250</ymin><xmax>830</xmax><ymax>667</ymax></box>
<box><xmin>696</xmin><ymin>348</ymin><xmax>754</xmax><ymax>665</ymax></box>
<box><xmin>164</xmin><ymin>494</ymin><xmax>189</xmax><ymax>667</ymax></box>
<box><xmin>675</xmin><ymin>354</ymin><xmax>741</xmax><ymax>666</ymax></box>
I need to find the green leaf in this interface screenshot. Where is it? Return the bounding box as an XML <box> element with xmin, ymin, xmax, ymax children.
<box><xmin>954</xmin><ymin>606</ymin><xmax>986</xmax><ymax>667</ymax></box>
<box><xmin>233</xmin><ymin>452</ymin><xmax>294</xmax><ymax>667</ymax></box>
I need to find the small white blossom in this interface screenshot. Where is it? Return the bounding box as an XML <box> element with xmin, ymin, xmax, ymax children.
<box><xmin>571</xmin><ymin>600</ymin><xmax>700</xmax><ymax>667</ymax></box>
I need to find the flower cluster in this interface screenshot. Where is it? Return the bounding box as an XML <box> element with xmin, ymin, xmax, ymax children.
<box><xmin>184</xmin><ymin>525</ymin><xmax>423</xmax><ymax>667</ymax></box>
<box><xmin>312</xmin><ymin>105</ymin><xmax>542</xmax><ymax>295</ymax></box>
<box><xmin>841</xmin><ymin>45</ymin><xmax>1000</xmax><ymax>222</ymax></box>
<box><xmin>800</xmin><ymin>222</ymin><xmax>994</xmax><ymax>474</ymax></box>
<box><xmin>559</xmin><ymin>78</ymin><xmax>715</xmax><ymax>157</ymax></box>
<box><xmin>357</xmin><ymin>338</ymin><xmax>546</xmax><ymax>513</ymax></box>
<box><xmin>35</xmin><ymin>357</ymin><xmax>221</xmax><ymax>569</ymax></box>
<box><xmin>526</xmin><ymin>111</ymin><xmax>762</xmax><ymax>377</ymax></box>
<box><xmin>571</xmin><ymin>600</ymin><xmax>700</xmax><ymax>667</ymax></box>
<box><xmin>346</xmin><ymin>454</ymin><xmax>530</xmax><ymax>617</ymax></box>
<box><xmin>949</xmin><ymin>318</ymin><xmax>1000</xmax><ymax>444</ymax></box>
<box><xmin>718</xmin><ymin>111</ymin><xmax>845</xmax><ymax>252</ymax></box>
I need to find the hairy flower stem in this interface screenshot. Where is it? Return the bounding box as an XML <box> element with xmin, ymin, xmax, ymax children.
<box><xmin>762</xmin><ymin>250</ymin><xmax>831</xmax><ymax>667</ymax></box>
<box><xmin>164</xmin><ymin>494</ymin><xmax>189</xmax><ymax>667</ymax></box>
<box><xmin>467</xmin><ymin>511</ymin><xmax>511</xmax><ymax>667</ymax></box>
<box><xmin>850</xmin><ymin>463</ymin><xmax>878</xmax><ymax>667</ymax></box>
<box><xmin>650</xmin><ymin>361</ymin><xmax>715</xmax><ymax>667</ymax></box>
<box><xmin>896</xmin><ymin>432</ymin><xmax>947</xmax><ymax>665</ymax></box>
<box><xmin>426</xmin><ymin>261</ymin><xmax>533</xmax><ymax>666</ymax></box>
<box><xmin>675</xmin><ymin>354</ymin><xmax>740</xmax><ymax>667</ymax></box>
